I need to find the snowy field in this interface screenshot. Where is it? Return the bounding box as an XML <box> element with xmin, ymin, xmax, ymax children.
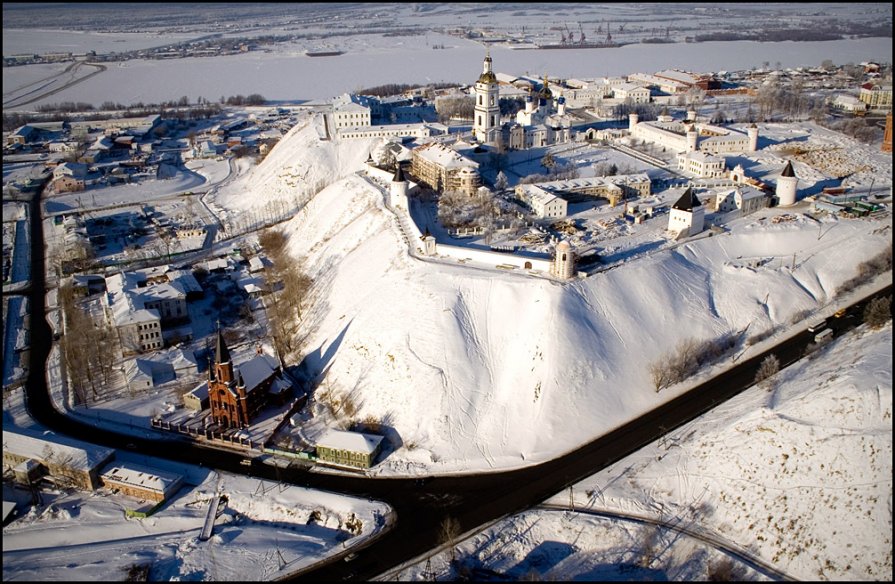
<box><xmin>389</xmin><ymin>322</ymin><xmax>893</xmax><ymax>581</ymax></box>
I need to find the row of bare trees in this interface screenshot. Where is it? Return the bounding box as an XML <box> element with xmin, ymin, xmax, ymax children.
<box><xmin>649</xmin><ymin>334</ymin><xmax>737</xmax><ymax>392</ymax></box>
<box><xmin>58</xmin><ymin>282</ymin><xmax>117</xmax><ymax>405</ymax></box>
<box><xmin>258</xmin><ymin>229</ymin><xmax>313</xmax><ymax>362</ymax></box>
<box><xmin>223</xmin><ymin>183</ymin><xmax>325</xmax><ymax>238</ymax></box>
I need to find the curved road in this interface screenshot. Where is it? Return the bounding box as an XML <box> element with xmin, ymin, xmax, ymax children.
<box><xmin>535</xmin><ymin>505</ymin><xmax>795</xmax><ymax>581</ymax></box>
<box><xmin>23</xmin><ymin>184</ymin><xmax>891</xmax><ymax>581</ymax></box>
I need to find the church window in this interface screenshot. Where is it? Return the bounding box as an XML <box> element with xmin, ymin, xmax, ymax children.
<box><xmin>478</xmin><ymin>95</ymin><xmax>483</xmax><ymax>105</ymax></box>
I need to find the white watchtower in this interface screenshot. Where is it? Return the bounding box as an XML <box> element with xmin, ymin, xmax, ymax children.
<box><xmin>390</xmin><ymin>164</ymin><xmax>408</xmax><ymax>210</ymax></box>
<box><xmin>776</xmin><ymin>160</ymin><xmax>798</xmax><ymax>206</ymax></box>
<box><xmin>747</xmin><ymin>123</ymin><xmax>759</xmax><ymax>152</ymax></box>
<box><xmin>552</xmin><ymin>240</ymin><xmax>575</xmax><ymax>279</ymax></box>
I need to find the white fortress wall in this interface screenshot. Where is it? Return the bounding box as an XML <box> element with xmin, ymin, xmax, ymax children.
<box><xmin>434</xmin><ymin>243</ymin><xmax>553</xmax><ymax>273</ymax></box>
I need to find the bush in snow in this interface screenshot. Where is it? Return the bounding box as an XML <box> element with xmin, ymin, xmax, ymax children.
<box><xmin>863</xmin><ymin>295</ymin><xmax>892</xmax><ymax>330</ymax></box>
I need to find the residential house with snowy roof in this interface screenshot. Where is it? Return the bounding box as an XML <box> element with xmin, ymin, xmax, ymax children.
<box><xmin>102</xmin><ymin>269</ymin><xmax>195</xmax><ymax>355</ymax></box>
<box><xmin>2</xmin><ymin>428</ymin><xmax>115</xmax><ymax>491</ymax></box>
<box><xmin>712</xmin><ymin>186</ymin><xmax>768</xmax><ymax>216</ymax></box>
<box><xmin>100</xmin><ymin>462</ymin><xmax>183</xmax><ymax>504</ymax></box>
<box><xmin>859</xmin><ymin>82</ymin><xmax>892</xmax><ymax>110</ymax></box>
<box><xmin>315</xmin><ymin>429</ymin><xmax>384</xmax><ymax>469</ymax></box>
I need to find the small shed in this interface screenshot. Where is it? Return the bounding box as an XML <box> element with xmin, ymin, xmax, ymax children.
<box><xmin>184</xmin><ymin>382</ymin><xmax>209</xmax><ymax>411</ymax></box>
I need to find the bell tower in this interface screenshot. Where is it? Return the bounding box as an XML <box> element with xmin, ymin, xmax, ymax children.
<box><xmin>473</xmin><ymin>50</ymin><xmax>500</xmax><ymax>145</ymax></box>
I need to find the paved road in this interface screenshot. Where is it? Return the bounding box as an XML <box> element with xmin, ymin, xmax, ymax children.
<box><xmin>22</xmin><ymin>180</ymin><xmax>891</xmax><ymax>581</ymax></box>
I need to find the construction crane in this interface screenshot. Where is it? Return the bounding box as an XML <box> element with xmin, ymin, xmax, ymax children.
<box><xmin>578</xmin><ymin>22</ymin><xmax>586</xmax><ymax>44</ymax></box>
<box><xmin>564</xmin><ymin>23</ymin><xmax>574</xmax><ymax>44</ymax></box>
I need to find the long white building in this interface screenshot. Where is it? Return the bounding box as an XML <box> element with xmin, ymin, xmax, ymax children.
<box><xmin>515</xmin><ymin>174</ymin><xmax>651</xmax><ymax>217</ymax></box>
<box><xmin>331</xmin><ymin>93</ymin><xmax>375</xmax><ymax>130</ymax></box>
<box><xmin>630</xmin><ymin>112</ymin><xmax>758</xmax><ymax>155</ymax></box>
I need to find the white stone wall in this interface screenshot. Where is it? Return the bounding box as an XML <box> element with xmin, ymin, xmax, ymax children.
<box><xmin>434</xmin><ymin>244</ymin><xmax>553</xmax><ymax>274</ymax></box>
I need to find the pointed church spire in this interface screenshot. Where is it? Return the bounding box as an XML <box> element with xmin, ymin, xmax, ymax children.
<box><xmin>215</xmin><ymin>322</ymin><xmax>231</xmax><ymax>365</ymax></box>
<box><xmin>392</xmin><ymin>163</ymin><xmax>405</xmax><ymax>183</ymax></box>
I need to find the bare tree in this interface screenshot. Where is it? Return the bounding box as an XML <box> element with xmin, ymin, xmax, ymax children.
<box><xmin>494</xmin><ymin>171</ymin><xmax>508</xmax><ymax>192</ymax></box>
<box><xmin>439</xmin><ymin>516</ymin><xmax>462</xmax><ymax>562</ymax></box>
<box><xmin>259</xmin><ymin>228</ymin><xmax>314</xmax><ymax>361</ymax></box>
<box><xmin>754</xmin><ymin>354</ymin><xmax>780</xmax><ymax>389</ymax></box>
<box><xmin>707</xmin><ymin>557</ymin><xmax>744</xmax><ymax>581</ymax></box>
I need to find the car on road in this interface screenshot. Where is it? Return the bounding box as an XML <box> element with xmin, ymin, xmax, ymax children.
<box><xmin>807</xmin><ymin>318</ymin><xmax>827</xmax><ymax>332</ymax></box>
<box><xmin>834</xmin><ymin>308</ymin><xmax>847</xmax><ymax>318</ymax></box>
<box><xmin>814</xmin><ymin>328</ymin><xmax>834</xmax><ymax>343</ymax></box>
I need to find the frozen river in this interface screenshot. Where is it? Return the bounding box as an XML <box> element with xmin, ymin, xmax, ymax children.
<box><xmin>3</xmin><ymin>35</ymin><xmax>891</xmax><ymax>109</ymax></box>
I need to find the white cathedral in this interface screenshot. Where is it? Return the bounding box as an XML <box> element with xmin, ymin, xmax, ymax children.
<box><xmin>473</xmin><ymin>52</ymin><xmax>572</xmax><ymax>151</ymax></box>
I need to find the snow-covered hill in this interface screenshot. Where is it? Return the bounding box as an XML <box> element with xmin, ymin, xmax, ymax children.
<box><xmin>209</xmin><ymin>116</ymin><xmax>893</xmax><ymax>476</ymax></box>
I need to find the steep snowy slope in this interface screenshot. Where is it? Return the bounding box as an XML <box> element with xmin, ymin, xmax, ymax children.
<box><xmin>210</xmin><ymin>117</ymin><xmax>892</xmax><ymax>475</ymax></box>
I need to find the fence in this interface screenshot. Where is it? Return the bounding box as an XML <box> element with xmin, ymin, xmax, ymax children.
<box><xmin>150</xmin><ymin>418</ymin><xmax>256</xmax><ymax>449</ymax></box>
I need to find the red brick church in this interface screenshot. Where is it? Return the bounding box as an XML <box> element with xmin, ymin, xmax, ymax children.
<box><xmin>207</xmin><ymin>327</ymin><xmax>291</xmax><ymax>429</ymax></box>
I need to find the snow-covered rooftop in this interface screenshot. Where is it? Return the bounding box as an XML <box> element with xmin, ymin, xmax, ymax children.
<box><xmin>100</xmin><ymin>462</ymin><xmax>183</xmax><ymax>497</ymax></box>
<box><xmin>316</xmin><ymin>429</ymin><xmax>383</xmax><ymax>454</ymax></box>
<box><xmin>3</xmin><ymin>428</ymin><xmax>115</xmax><ymax>471</ymax></box>
<box><xmin>237</xmin><ymin>353</ymin><xmax>280</xmax><ymax>393</ymax></box>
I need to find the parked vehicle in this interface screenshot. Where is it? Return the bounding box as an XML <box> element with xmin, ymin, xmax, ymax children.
<box><xmin>814</xmin><ymin>328</ymin><xmax>834</xmax><ymax>343</ymax></box>
<box><xmin>807</xmin><ymin>319</ymin><xmax>827</xmax><ymax>333</ymax></box>
<box><xmin>834</xmin><ymin>308</ymin><xmax>847</xmax><ymax>318</ymax></box>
